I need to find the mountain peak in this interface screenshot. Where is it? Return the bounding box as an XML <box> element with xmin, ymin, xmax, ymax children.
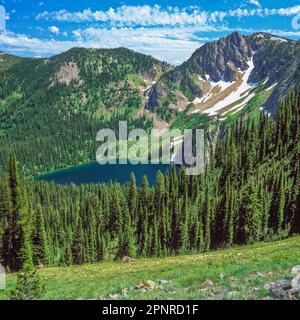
<box><xmin>226</xmin><ymin>31</ymin><xmax>243</xmax><ymax>43</ymax></box>
<box><xmin>191</xmin><ymin>31</ymin><xmax>252</xmax><ymax>82</ymax></box>
<box><xmin>214</xmin><ymin>31</ymin><xmax>244</xmax><ymax>47</ymax></box>
<box><xmin>146</xmin><ymin>31</ymin><xmax>298</xmax><ymax>117</ymax></box>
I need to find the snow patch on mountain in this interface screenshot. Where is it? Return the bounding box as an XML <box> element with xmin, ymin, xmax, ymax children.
<box><xmin>225</xmin><ymin>92</ymin><xmax>255</xmax><ymax>115</ymax></box>
<box><xmin>193</xmin><ymin>75</ymin><xmax>233</xmax><ymax>106</ymax></box>
<box><xmin>193</xmin><ymin>93</ymin><xmax>213</xmax><ymax>105</ymax></box>
<box><xmin>203</xmin><ymin>58</ymin><xmax>255</xmax><ymax>116</ymax></box>
<box><xmin>266</xmin><ymin>82</ymin><xmax>278</xmax><ymax>92</ymax></box>
<box><xmin>210</xmin><ymin>75</ymin><xmax>233</xmax><ymax>91</ymax></box>
<box><xmin>270</xmin><ymin>37</ymin><xmax>288</xmax><ymax>43</ymax></box>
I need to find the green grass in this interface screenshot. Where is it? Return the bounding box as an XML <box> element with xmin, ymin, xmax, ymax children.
<box><xmin>223</xmin><ymin>87</ymin><xmax>272</xmax><ymax>127</ymax></box>
<box><xmin>126</xmin><ymin>74</ymin><xmax>146</xmax><ymax>86</ymax></box>
<box><xmin>171</xmin><ymin>112</ymin><xmax>211</xmax><ymax>131</ymax></box>
<box><xmin>1</xmin><ymin>236</ymin><xmax>300</xmax><ymax>300</ymax></box>
<box><xmin>0</xmin><ymin>91</ymin><xmax>23</xmax><ymax>111</ymax></box>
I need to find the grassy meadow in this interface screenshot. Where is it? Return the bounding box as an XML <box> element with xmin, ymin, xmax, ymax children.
<box><xmin>1</xmin><ymin>236</ymin><xmax>300</xmax><ymax>300</ymax></box>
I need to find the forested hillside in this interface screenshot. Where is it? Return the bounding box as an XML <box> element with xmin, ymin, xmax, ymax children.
<box><xmin>0</xmin><ymin>91</ymin><xmax>299</xmax><ymax>269</ymax></box>
<box><xmin>0</xmin><ymin>48</ymin><xmax>170</xmax><ymax>174</ymax></box>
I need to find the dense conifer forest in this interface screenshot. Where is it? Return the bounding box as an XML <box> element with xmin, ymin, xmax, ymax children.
<box><xmin>0</xmin><ymin>91</ymin><xmax>299</xmax><ymax>271</ymax></box>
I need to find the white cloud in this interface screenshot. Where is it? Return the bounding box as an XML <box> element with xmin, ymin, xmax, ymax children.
<box><xmin>72</xmin><ymin>26</ymin><xmax>212</xmax><ymax>64</ymax></box>
<box><xmin>0</xmin><ymin>26</ymin><xmax>212</xmax><ymax>64</ymax></box>
<box><xmin>72</xmin><ymin>30</ymin><xmax>81</xmax><ymax>37</ymax></box>
<box><xmin>276</xmin><ymin>6</ymin><xmax>300</xmax><ymax>16</ymax></box>
<box><xmin>36</xmin><ymin>5</ymin><xmax>300</xmax><ymax>28</ymax></box>
<box><xmin>48</xmin><ymin>25</ymin><xmax>59</xmax><ymax>34</ymax></box>
<box><xmin>37</xmin><ymin>6</ymin><xmax>208</xmax><ymax>27</ymax></box>
<box><xmin>0</xmin><ymin>31</ymin><xmax>75</xmax><ymax>56</ymax></box>
<box><xmin>248</xmin><ymin>0</ymin><xmax>261</xmax><ymax>8</ymax></box>
<box><xmin>264</xmin><ymin>29</ymin><xmax>300</xmax><ymax>37</ymax></box>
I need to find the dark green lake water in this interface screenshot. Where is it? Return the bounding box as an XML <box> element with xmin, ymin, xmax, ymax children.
<box><xmin>36</xmin><ymin>162</ymin><xmax>173</xmax><ymax>186</ymax></box>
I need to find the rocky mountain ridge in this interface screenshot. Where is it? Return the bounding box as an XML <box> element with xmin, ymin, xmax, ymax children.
<box><xmin>146</xmin><ymin>32</ymin><xmax>297</xmax><ymax>119</ymax></box>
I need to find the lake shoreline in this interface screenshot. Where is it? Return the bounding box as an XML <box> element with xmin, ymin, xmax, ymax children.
<box><xmin>36</xmin><ymin>161</ymin><xmax>175</xmax><ymax>186</ymax></box>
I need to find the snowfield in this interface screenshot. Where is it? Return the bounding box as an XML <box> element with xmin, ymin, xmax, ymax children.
<box><xmin>226</xmin><ymin>92</ymin><xmax>255</xmax><ymax>116</ymax></box>
<box><xmin>203</xmin><ymin>58</ymin><xmax>255</xmax><ymax>116</ymax></box>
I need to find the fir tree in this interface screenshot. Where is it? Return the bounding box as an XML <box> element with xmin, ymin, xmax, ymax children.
<box><xmin>32</xmin><ymin>205</ymin><xmax>49</xmax><ymax>266</ymax></box>
<box><xmin>1</xmin><ymin>154</ymin><xmax>32</xmax><ymax>272</ymax></box>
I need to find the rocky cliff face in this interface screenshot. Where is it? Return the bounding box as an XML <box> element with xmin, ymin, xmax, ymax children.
<box><xmin>146</xmin><ymin>32</ymin><xmax>297</xmax><ymax>118</ymax></box>
<box><xmin>191</xmin><ymin>32</ymin><xmax>252</xmax><ymax>82</ymax></box>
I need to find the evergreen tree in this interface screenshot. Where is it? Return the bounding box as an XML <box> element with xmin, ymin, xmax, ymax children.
<box><xmin>128</xmin><ymin>172</ymin><xmax>137</xmax><ymax>218</ymax></box>
<box><xmin>72</xmin><ymin>217</ymin><xmax>85</xmax><ymax>264</ymax></box>
<box><xmin>32</xmin><ymin>205</ymin><xmax>49</xmax><ymax>266</ymax></box>
<box><xmin>1</xmin><ymin>154</ymin><xmax>32</xmax><ymax>271</ymax></box>
<box><xmin>0</xmin><ymin>178</ymin><xmax>11</xmax><ymax>255</ymax></box>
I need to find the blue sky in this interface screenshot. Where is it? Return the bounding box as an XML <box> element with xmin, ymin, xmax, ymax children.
<box><xmin>0</xmin><ymin>0</ymin><xmax>300</xmax><ymax>64</ymax></box>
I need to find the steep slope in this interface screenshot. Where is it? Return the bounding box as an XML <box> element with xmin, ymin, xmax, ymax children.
<box><xmin>146</xmin><ymin>32</ymin><xmax>297</xmax><ymax>121</ymax></box>
<box><xmin>247</xmin><ymin>34</ymin><xmax>300</xmax><ymax>114</ymax></box>
<box><xmin>0</xmin><ymin>48</ymin><xmax>171</xmax><ymax>173</ymax></box>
